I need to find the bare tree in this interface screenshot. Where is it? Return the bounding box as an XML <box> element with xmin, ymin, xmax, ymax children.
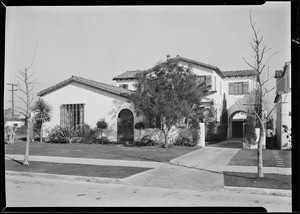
<box><xmin>242</xmin><ymin>11</ymin><xmax>278</xmax><ymax>178</ymax></box>
<box><xmin>15</xmin><ymin>38</ymin><xmax>38</xmax><ymax>166</ymax></box>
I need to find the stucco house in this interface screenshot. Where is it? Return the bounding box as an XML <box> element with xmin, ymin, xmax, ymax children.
<box><xmin>274</xmin><ymin>61</ymin><xmax>291</xmax><ymax>149</ymax></box>
<box><xmin>4</xmin><ymin>108</ymin><xmax>25</xmax><ymax>128</ymax></box>
<box><xmin>38</xmin><ymin>55</ymin><xmax>258</xmax><ymax>144</ymax></box>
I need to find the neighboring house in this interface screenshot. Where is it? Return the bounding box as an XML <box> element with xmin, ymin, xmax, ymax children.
<box><xmin>38</xmin><ymin>55</ymin><xmax>258</xmax><ymax>143</ymax></box>
<box><xmin>274</xmin><ymin>61</ymin><xmax>291</xmax><ymax>149</ymax></box>
<box><xmin>4</xmin><ymin>108</ymin><xmax>25</xmax><ymax>127</ymax></box>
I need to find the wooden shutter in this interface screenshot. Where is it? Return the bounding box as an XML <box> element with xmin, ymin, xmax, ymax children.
<box><xmin>243</xmin><ymin>82</ymin><xmax>249</xmax><ymax>94</ymax></box>
<box><xmin>228</xmin><ymin>83</ymin><xmax>234</xmax><ymax>94</ymax></box>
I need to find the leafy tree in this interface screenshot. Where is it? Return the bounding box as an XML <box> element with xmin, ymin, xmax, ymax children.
<box><xmin>32</xmin><ymin>98</ymin><xmax>53</xmax><ymax>142</ymax></box>
<box><xmin>130</xmin><ymin>57</ymin><xmax>209</xmax><ymax>148</ymax></box>
<box><xmin>96</xmin><ymin>119</ymin><xmax>108</xmax><ymax>138</ymax></box>
<box><xmin>220</xmin><ymin>93</ymin><xmax>228</xmax><ymax>139</ymax></box>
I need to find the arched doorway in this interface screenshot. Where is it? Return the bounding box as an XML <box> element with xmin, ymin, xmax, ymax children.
<box><xmin>228</xmin><ymin>111</ymin><xmax>247</xmax><ymax>139</ymax></box>
<box><xmin>117</xmin><ymin>109</ymin><xmax>134</xmax><ymax>141</ymax></box>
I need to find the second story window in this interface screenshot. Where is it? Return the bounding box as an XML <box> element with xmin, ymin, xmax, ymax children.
<box><xmin>228</xmin><ymin>82</ymin><xmax>249</xmax><ymax>95</ymax></box>
<box><xmin>119</xmin><ymin>84</ymin><xmax>128</xmax><ymax>89</ymax></box>
<box><xmin>197</xmin><ymin>75</ymin><xmax>212</xmax><ymax>89</ymax></box>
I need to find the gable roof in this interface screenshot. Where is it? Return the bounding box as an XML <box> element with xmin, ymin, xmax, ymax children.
<box><xmin>37</xmin><ymin>76</ymin><xmax>133</xmax><ymax>97</ymax></box>
<box><xmin>175</xmin><ymin>55</ymin><xmax>225</xmax><ymax>78</ymax></box>
<box><xmin>222</xmin><ymin>69</ymin><xmax>257</xmax><ymax>78</ymax></box>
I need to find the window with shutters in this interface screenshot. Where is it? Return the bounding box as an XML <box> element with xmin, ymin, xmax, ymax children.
<box><xmin>228</xmin><ymin>82</ymin><xmax>249</xmax><ymax>95</ymax></box>
<box><xmin>60</xmin><ymin>104</ymin><xmax>85</xmax><ymax>129</ymax></box>
<box><xmin>196</xmin><ymin>75</ymin><xmax>212</xmax><ymax>89</ymax></box>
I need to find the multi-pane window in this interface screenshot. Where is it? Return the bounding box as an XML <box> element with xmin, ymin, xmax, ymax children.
<box><xmin>119</xmin><ymin>84</ymin><xmax>128</xmax><ymax>89</ymax></box>
<box><xmin>228</xmin><ymin>82</ymin><xmax>249</xmax><ymax>95</ymax></box>
<box><xmin>196</xmin><ymin>75</ymin><xmax>212</xmax><ymax>89</ymax></box>
<box><xmin>60</xmin><ymin>104</ymin><xmax>84</xmax><ymax>129</ymax></box>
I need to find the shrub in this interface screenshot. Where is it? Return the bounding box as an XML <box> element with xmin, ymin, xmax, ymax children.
<box><xmin>243</xmin><ymin>115</ymin><xmax>256</xmax><ymax>149</ymax></box>
<box><xmin>174</xmin><ymin>136</ymin><xmax>196</xmax><ymax>147</ymax></box>
<box><xmin>94</xmin><ymin>136</ymin><xmax>110</xmax><ymax>144</ymax></box>
<box><xmin>96</xmin><ymin>119</ymin><xmax>108</xmax><ymax>138</ymax></box>
<box><xmin>47</xmin><ymin>126</ymin><xmax>70</xmax><ymax>144</ymax></box>
<box><xmin>134</xmin><ymin>122</ymin><xmax>145</xmax><ymax>130</ymax></box>
<box><xmin>217</xmin><ymin>123</ymin><xmax>227</xmax><ymax>141</ymax></box>
<box><xmin>282</xmin><ymin>125</ymin><xmax>291</xmax><ymax>150</ymax></box>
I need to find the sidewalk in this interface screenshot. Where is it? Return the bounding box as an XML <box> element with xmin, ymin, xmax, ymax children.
<box><xmin>5</xmin><ymin>154</ymin><xmax>165</xmax><ymax>168</ymax></box>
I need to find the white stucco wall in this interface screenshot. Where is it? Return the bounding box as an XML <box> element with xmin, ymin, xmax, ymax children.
<box><xmin>41</xmin><ymin>82</ymin><xmax>142</xmax><ymax>141</ymax></box>
<box><xmin>5</xmin><ymin>121</ymin><xmax>25</xmax><ymax>128</ymax></box>
<box><xmin>115</xmin><ymin>80</ymin><xmax>136</xmax><ymax>91</ymax></box>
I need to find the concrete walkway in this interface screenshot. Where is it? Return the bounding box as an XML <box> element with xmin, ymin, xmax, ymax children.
<box><xmin>5</xmin><ymin>143</ymin><xmax>291</xmax><ymax>192</ymax></box>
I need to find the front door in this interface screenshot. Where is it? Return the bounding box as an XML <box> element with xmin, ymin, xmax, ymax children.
<box><xmin>232</xmin><ymin>120</ymin><xmax>244</xmax><ymax>138</ymax></box>
<box><xmin>117</xmin><ymin>109</ymin><xmax>134</xmax><ymax>141</ymax></box>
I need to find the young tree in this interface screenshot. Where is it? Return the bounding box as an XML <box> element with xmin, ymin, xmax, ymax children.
<box><xmin>32</xmin><ymin>98</ymin><xmax>53</xmax><ymax>142</ymax></box>
<box><xmin>14</xmin><ymin>38</ymin><xmax>38</xmax><ymax>166</ymax></box>
<box><xmin>221</xmin><ymin>93</ymin><xmax>228</xmax><ymax>137</ymax></box>
<box><xmin>242</xmin><ymin>11</ymin><xmax>278</xmax><ymax>178</ymax></box>
<box><xmin>130</xmin><ymin>57</ymin><xmax>209</xmax><ymax>148</ymax></box>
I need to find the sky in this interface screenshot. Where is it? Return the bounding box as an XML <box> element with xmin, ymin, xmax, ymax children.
<box><xmin>4</xmin><ymin>3</ymin><xmax>291</xmax><ymax>112</ymax></box>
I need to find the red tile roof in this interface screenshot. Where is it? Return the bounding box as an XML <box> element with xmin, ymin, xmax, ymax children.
<box><xmin>112</xmin><ymin>70</ymin><xmax>143</xmax><ymax>80</ymax></box>
<box><xmin>222</xmin><ymin>69</ymin><xmax>257</xmax><ymax>77</ymax></box>
<box><xmin>37</xmin><ymin>76</ymin><xmax>133</xmax><ymax>97</ymax></box>
<box><xmin>113</xmin><ymin>56</ymin><xmax>226</xmax><ymax>80</ymax></box>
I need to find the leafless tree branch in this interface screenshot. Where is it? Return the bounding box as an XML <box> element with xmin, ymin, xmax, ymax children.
<box><xmin>26</xmin><ymin>36</ymin><xmax>38</xmax><ymax>71</ymax></box>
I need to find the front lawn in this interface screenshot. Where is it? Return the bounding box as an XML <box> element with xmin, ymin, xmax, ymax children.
<box><xmin>223</xmin><ymin>171</ymin><xmax>291</xmax><ymax>190</ymax></box>
<box><xmin>228</xmin><ymin>149</ymin><xmax>291</xmax><ymax>168</ymax></box>
<box><xmin>5</xmin><ymin>159</ymin><xmax>152</xmax><ymax>179</ymax></box>
<box><xmin>5</xmin><ymin>140</ymin><xmax>199</xmax><ymax>162</ymax></box>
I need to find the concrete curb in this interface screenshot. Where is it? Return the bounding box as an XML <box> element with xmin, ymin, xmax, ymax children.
<box><xmin>224</xmin><ymin>186</ymin><xmax>291</xmax><ymax>197</ymax></box>
<box><xmin>6</xmin><ymin>170</ymin><xmax>121</xmax><ymax>184</ymax></box>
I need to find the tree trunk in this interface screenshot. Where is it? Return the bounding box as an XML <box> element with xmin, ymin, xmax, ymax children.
<box><xmin>23</xmin><ymin>117</ymin><xmax>31</xmax><ymax>166</ymax></box>
<box><xmin>163</xmin><ymin>129</ymin><xmax>170</xmax><ymax>148</ymax></box>
<box><xmin>257</xmin><ymin>127</ymin><xmax>264</xmax><ymax>178</ymax></box>
<box><xmin>193</xmin><ymin>118</ymin><xmax>200</xmax><ymax>145</ymax></box>
<box><xmin>40</xmin><ymin>122</ymin><xmax>43</xmax><ymax>142</ymax></box>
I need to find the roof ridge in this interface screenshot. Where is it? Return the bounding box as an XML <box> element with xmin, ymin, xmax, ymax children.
<box><xmin>38</xmin><ymin>75</ymin><xmax>132</xmax><ymax>97</ymax></box>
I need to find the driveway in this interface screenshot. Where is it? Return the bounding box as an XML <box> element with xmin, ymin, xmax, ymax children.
<box><xmin>206</xmin><ymin>139</ymin><xmax>243</xmax><ymax>149</ymax></box>
<box><xmin>121</xmin><ymin>142</ymin><xmax>241</xmax><ymax>191</ymax></box>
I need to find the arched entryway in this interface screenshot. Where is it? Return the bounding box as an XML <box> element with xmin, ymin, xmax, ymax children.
<box><xmin>228</xmin><ymin>111</ymin><xmax>247</xmax><ymax>139</ymax></box>
<box><xmin>117</xmin><ymin>109</ymin><xmax>134</xmax><ymax>141</ymax></box>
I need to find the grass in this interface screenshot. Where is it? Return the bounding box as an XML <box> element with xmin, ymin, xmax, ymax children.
<box><xmin>5</xmin><ymin>140</ymin><xmax>199</xmax><ymax>163</ymax></box>
<box><xmin>5</xmin><ymin>159</ymin><xmax>152</xmax><ymax>179</ymax></box>
<box><xmin>223</xmin><ymin>171</ymin><xmax>291</xmax><ymax>190</ymax></box>
<box><xmin>228</xmin><ymin>149</ymin><xmax>291</xmax><ymax>168</ymax></box>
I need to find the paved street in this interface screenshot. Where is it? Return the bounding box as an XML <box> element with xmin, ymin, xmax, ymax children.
<box><xmin>6</xmin><ymin>175</ymin><xmax>291</xmax><ymax>212</ymax></box>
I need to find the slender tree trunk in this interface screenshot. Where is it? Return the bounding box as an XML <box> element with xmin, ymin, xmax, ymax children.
<box><xmin>40</xmin><ymin>121</ymin><xmax>43</xmax><ymax>142</ymax></box>
<box><xmin>24</xmin><ymin>116</ymin><xmax>31</xmax><ymax>166</ymax></box>
<box><xmin>193</xmin><ymin>118</ymin><xmax>200</xmax><ymax>145</ymax></box>
<box><xmin>164</xmin><ymin>131</ymin><xmax>169</xmax><ymax>148</ymax></box>
<box><xmin>23</xmin><ymin>68</ymin><xmax>31</xmax><ymax>166</ymax></box>
<box><xmin>257</xmin><ymin>126</ymin><xmax>264</xmax><ymax>178</ymax></box>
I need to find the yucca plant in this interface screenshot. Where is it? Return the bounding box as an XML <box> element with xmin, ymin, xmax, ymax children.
<box><xmin>32</xmin><ymin>98</ymin><xmax>53</xmax><ymax>142</ymax></box>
